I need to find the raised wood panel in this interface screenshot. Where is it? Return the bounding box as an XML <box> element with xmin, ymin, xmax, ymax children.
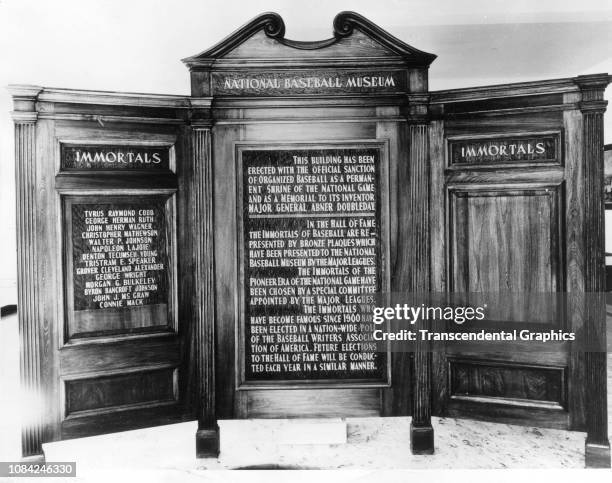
<box><xmin>64</xmin><ymin>367</ymin><xmax>177</xmax><ymax>417</ymax></box>
<box><xmin>59</xmin><ymin>336</ymin><xmax>181</xmax><ymax>375</ymax></box>
<box><xmin>71</xmin><ymin>304</ymin><xmax>169</xmax><ymax>336</ymax></box>
<box><xmin>60</xmin><ymin>405</ymin><xmax>189</xmax><ymax>441</ymax></box>
<box><xmin>449</xmin><ymin>359</ymin><xmax>566</xmax><ymax>409</ymax></box>
<box><xmin>449</xmin><ymin>185</ymin><xmax>563</xmax><ymax>325</ymax></box>
<box><xmin>445</xmin><ymin>399</ymin><xmax>569</xmax><ymax>430</ymax></box>
<box><xmin>247</xmin><ymin>388</ymin><xmax>380</xmax><ymax>418</ymax></box>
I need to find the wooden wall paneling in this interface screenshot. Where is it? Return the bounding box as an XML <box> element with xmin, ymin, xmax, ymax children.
<box><xmin>449</xmin><ymin>186</ymin><xmax>561</xmax><ymax>307</ymax></box>
<box><xmin>59</xmin><ymin>336</ymin><xmax>181</xmax><ymax>375</ymax></box>
<box><xmin>563</xmin><ymin>95</ymin><xmax>588</xmax><ymax>434</ymax></box>
<box><xmin>39</xmin><ymin>115</ymin><xmax>63</xmax><ymax>448</ymax></box>
<box><xmin>447</xmin><ymin>359</ymin><xmax>566</xmax><ymax>409</ymax></box>
<box><xmin>429</xmin><ymin>119</ymin><xmax>448</xmax><ymax>416</ymax></box>
<box><xmin>444</xmin><ymin>399</ymin><xmax>569</xmax><ymax>429</ymax></box>
<box><xmin>212</xmin><ymin>123</ymin><xmax>243</xmax><ymax>421</ymax></box>
<box><xmin>63</xmin><ymin>366</ymin><xmax>178</xmax><ymax>417</ymax></box>
<box><xmin>10</xmin><ymin>85</ymin><xmax>197</xmax><ymax>455</ymax></box>
<box><xmin>186</xmin><ymin>13</ymin><xmax>437</xmax><ymax>437</ymax></box>
<box><xmin>390</xmin><ymin>98</ymin><xmax>412</xmax><ymax>425</ymax></box>
<box><xmin>60</xmin><ymin>405</ymin><xmax>188</xmax><ymax>440</ymax></box>
<box><xmin>575</xmin><ymin>74</ymin><xmax>612</xmax><ymax>468</ymax></box>
<box><xmin>428</xmin><ymin>87</ymin><xmax>579</xmax><ymax>436</ymax></box>
<box><xmin>177</xmin><ymin>122</ymin><xmax>198</xmax><ymax>426</ymax></box>
<box><xmin>377</xmin><ymin>116</ymin><xmax>407</xmax><ymax>417</ymax></box>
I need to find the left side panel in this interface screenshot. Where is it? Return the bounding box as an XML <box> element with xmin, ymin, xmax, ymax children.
<box><xmin>10</xmin><ymin>87</ymin><xmax>197</xmax><ymax>456</ymax></box>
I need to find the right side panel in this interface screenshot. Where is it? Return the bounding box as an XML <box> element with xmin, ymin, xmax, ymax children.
<box><xmin>430</xmin><ymin>83</ymin><xmax>585</xmax><ymax>430</ymax></box>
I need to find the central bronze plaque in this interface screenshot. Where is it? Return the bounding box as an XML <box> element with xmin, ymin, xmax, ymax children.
<box><xmin>237</xmin><ymin>143</ymin><xmax>389</xmax><ymax>386</ymax></box>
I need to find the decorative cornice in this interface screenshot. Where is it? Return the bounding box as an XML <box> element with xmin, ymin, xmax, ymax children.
<box><xmin>575</xmin><ymin>74</ymin><xmax>611</xmax><ymax>114</ymax></box>
<box><xmin>579</xmin><ymin>100</ymin><xmax>608</xmax><ymax>114</ymax></box>
<box><xmin>11</xmin><ymin>111</ymin><xmax>38</xmax><ymax>123</ymax></box>
<box><xmin>574</xmin><ymin>73</ymin><xmax>612</xmax><ymax>92</ymax></box>
<box><xmin>332</xmin><ymin>12</ymin><xmax>436</xmax><ymax>65</ymax></box>
<box><xmin>7</xmin><ymin>84</ymin><xmax>43</xmax><ymax>100</ymax></box>
<box><xmin>182</xmin><ymin>11</ymin><xmax>436</xmax><ymax>69</ymax></box>
<box><xmin>8</xmin><ymin>85</ymin><xmax>43</xmax><ymax>117</ymax></box>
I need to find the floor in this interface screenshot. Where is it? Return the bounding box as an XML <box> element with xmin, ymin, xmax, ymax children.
<box><xmin>1</xmin><ymin>311</ymin><xmax>612</xmax><ymax>480</ymax></box>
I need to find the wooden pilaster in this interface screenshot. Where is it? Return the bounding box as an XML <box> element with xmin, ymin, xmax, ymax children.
<box><xmin>406</xmin><ymin>89</ymin><xmax>434</xmax><ymax>454</ymax></box>
<box><xmin>191</xmin><ymin>119</ymin><xmax>219</xmax><ymax>457</ymax></box>
<box><xmin>9</xmin><ymin>85</ymin><xmax>45</xmax><ymax>458</ymax></box>
<box><xmin>576</xmin><ymin>74</ymin><xmax>612</xmax><ymax>468</ymax></box>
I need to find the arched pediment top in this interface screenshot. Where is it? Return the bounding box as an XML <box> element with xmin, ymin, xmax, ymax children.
<box><xmin>182</xmin><ymin>11</ymin><xmax>437</xmax><ymax>68</ymax></box>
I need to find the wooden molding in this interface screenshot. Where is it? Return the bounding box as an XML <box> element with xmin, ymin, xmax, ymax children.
<box><xmin>183</xmin><ymin>12</ymin><xmax>286</xmax><ymax>66</ymax></box>
<box><xmin>331</xmin><ymin>11</ymin><xmax>436</xmax><ymax>65</ymax></box>
<box><xmin>11</xmin><ymin>111</ymin><xmax>38</xmax><ymax>123</ymax></box>
<box><xmin>431</xmin><ymin>77</ymin><xmax>580</xmax><ymax>104</ymax></box>
<box><xmin>182</xmin><ymin>11</ymin><xmax>436</xmax><ymax>68</ymax></box>
<box><xmin>38</xmin><ymin>88</ymin><xmax>191</xmax><ymax>108</ymax></box>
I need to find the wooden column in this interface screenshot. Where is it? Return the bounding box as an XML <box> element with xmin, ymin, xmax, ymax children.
<box><xmin>576</xmin><ymin>74</ymin><xmax>611</xmax><ymax>468</ymax></box>
<box><xmin>10</xmin><ymin>86</ymin><xmax>45</xmax><ymax>458</ymax></box>
<box><xmin>191</xmin><ymin>122</ymin><xmax>219</xmax><ymax>457</ymax></box>
<box><xmin>406</xmin><ymin>91</ymin><xmax>434</xmax><ymax>454</ymax></box>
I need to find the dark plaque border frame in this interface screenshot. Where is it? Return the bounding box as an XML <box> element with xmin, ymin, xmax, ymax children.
<box><xmin>60</xmin><ymin>190</ymin><xmax>178</xmax><ymax>346</ymax></box>
<box><xmin>445</xmin><ymin>130</ymin><xmax>563</xmax><ymax>170</ymax></box>
<box><xmin>235</xmin><ymin>140</ymin><xmax>391</xmax><ymax>390</ymax></box>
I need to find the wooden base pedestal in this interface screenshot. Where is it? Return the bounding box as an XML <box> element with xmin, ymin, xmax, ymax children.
<box><xmin>410</xmin><ymin>422</ymin><xmax>434</xmax><ymax>455</ymax></box>
<box><xmin>585</xmin><ymin>441</ymin><xmax>611</xmax><ymax>468</ymax></box>
<box><xmin>196</xmin><ymin>426</ymin><xmax>220</xmax><ymax>458</ymax></box>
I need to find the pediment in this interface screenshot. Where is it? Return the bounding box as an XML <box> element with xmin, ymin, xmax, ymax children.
<box><xmin>182</xmin><ymin>11</ymin><xmax>436</xmax><ymax>68</ymax></box>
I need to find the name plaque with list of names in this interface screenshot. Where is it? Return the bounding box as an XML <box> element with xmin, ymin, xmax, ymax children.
<box><xmin>239</xmin><ymin>145</ymin><xmax>388</xmax><ymax>384</ymax></box>
<box><xmin>65</xmin><ymin>195</ymin><xmax>173</xmax><ymax>338</ymax></box>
